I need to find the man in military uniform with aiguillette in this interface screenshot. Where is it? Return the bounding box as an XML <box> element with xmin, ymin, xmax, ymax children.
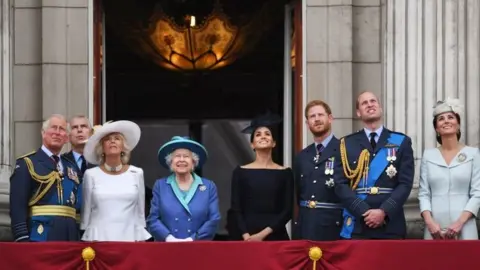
<box><xmin>334</xmin><ymin>92</ymin><xmax>414</xmax><ymax>239</ymax></box>
<box><xmin>9</xmin><ymin>114</ymin><xmax>82</xmax><ymax>242</ymax></box>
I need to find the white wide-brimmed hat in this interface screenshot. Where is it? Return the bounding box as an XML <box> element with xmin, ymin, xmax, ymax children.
<box><xmin>83</xmin><ymin>120</ymin><xmax>141</xmax><ymax>165</ymax></box>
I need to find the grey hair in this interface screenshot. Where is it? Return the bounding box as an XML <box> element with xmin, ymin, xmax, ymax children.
<box><xmin>165</xmin><ymin>149</ymin><xmax>200</xmax><ymax>172</ymax></box>
<box><xmin>41</xmin><ymin>114</ymin><xmax>68</xmax><ymax>132</ymax></box>
<box><xmin>94</xmin><ymin>133</ymin><xmax>132</xmax><ymax>165</ymax></box>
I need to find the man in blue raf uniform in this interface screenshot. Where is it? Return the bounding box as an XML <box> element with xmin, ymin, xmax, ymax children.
<box><xmin>334</xmin><ymin>91</ymin><xmax>414</xmax><ymax>239</ymax></box>
<box><xmin>293</xmin><ymin>100</ymin><xmax>343</xmax><ymax>241</ymax></box>
<box><xmin>9</xmin><ymin>114</ymin><xmax>81</xmax><ymax>242</ymax></box>
<box><xmin>61</xmin><ymin>115</ymin><xmax>94</xmax><ymax>225</ymax></box>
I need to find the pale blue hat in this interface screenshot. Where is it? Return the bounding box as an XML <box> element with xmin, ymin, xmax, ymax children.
<box><xmin>157</xmin><ymin>136</ymin><xmax>208</xmax><ymax>169</ymax></box>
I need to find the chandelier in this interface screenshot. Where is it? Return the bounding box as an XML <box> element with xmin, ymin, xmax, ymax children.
<box><xmin>105</xmin><ymin>0</ymin><xmax>283</xmax><ymax>72</ymax></box>
<box><xmin>147</xmin><ymin>3</ymin><xmax>245</xmax><ymax>71</ymax></box>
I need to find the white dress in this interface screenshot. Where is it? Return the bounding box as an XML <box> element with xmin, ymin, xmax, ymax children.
<box><xmin>80</xmin><ymin>165</ymin><xmax>152</xmax><ymax>241</ymax></box>
<box><xmin>418</xmin><ymin>146</ymin><xmax>480</xmax><ymax>240</ymax></box>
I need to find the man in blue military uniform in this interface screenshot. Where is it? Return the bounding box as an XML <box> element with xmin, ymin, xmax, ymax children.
<box><xmin>334</xmin><ymin>91</ymin><xmax>414</xmax><ymax>239</ymax></box>
<box><xmin>9</xmin><ymin>114</ymin><xmax>82</xmax><ymax>242</ymax></box>
<box><xmin>293</xmin><ymin>100</ymin><xmax>343</xmax><ymax>241</ymax></box>
<box><xmin>61</xmin><ymin>115</ymin><xmax>94</xmax><ymax>225</ymax></box>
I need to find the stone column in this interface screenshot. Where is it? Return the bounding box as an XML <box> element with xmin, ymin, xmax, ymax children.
<box><xmin>383</xmin><ymin>0</ymin><xmax>480</xmax><ymax>238</ymax></box>
<box><xmin>41</xmin><ymin>0</ymin><xmax>90</xmax><ymax>118</ymax></box>
<box><xmin>305</xmin><ymin>0</ymin><xmax>353</xmax><ymax>143</ymax></box>
<box><xmin>0</xmin><ymin>0</ymin><xmax>13</xmax><ymax>240</ymax></box>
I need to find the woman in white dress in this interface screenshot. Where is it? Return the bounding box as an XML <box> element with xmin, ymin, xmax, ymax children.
<box><xmin>80</xmin><ymin>120</ymin><xmax>152</xmax><ymax>242</ymax></box>
<box><xmin>418</xmin><ymin>98</ymin><xmax>480</xmax><ymax>240</ymax></box>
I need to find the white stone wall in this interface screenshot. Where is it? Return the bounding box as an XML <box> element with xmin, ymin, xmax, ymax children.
<box><xmin>305</xmin><ymin>0</ymin><xmax>383</xmax><ymax>144</ymax></box>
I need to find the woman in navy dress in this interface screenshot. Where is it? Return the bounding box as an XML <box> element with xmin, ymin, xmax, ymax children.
<box><xmin>228</xmin><ymin>113</ymin><xmax>294</xmax><ymax>241</ymax></box>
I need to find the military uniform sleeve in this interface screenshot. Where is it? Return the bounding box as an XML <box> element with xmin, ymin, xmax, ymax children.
<box><xmin>380</xmin><ymin>136</ymin><xmax>414</xmax><ymax>216</ymax></box>
<box><xmin>9</xmin><ymin>159</ymin><xmax>31</xmax><ymax>242</ymax></box>
<box><xmin>333</xmin><ymin>146</ymin><xmax>371</xmax><ymax>218</ymax></box>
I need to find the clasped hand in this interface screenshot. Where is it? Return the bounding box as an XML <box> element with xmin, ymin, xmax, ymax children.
<box><xmin>242</xmin><ymin>233</ymin><xmax>266</xmax><ymax>242</ymax></box>
<box><xmin>165</xmin><ymin>235</ymin><xmax>193</xmax><ymax>242</ymax></box>
<box><xmin>428</xmin><ymin>220</ymin><xmax>463</xmax><ymax>240</ymax></box>
<box><xmin>363</xmin><ymin>209</ymin><xmax>386</xmax><ymax>228</ymax></box>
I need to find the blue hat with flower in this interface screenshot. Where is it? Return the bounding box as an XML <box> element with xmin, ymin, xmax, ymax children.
<box><xmin>157</xmin><ymin>136</ymin><xmax>208</xmax><ymax>169</ymax></box>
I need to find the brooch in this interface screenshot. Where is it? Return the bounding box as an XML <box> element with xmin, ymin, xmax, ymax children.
<box><xmin>457</xmin><ymin>153</ymin><xmax>467</xmax><ymax>162</ymax></box>
<box><xmin>386</xmin><ymin>164</ymin><xmax>397</xmax><ymax>178</ymax></box>
<box><xmin>199</xmin><ymin>185</ymin><xmax>206</xmax><ymax>191</ymax></box>
<box><xmin>325</xmin><ymin>178</ymin><xmax>334</xmax><ymax>188</ymax></box>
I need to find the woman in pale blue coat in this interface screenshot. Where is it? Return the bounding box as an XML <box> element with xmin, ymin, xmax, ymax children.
<box><xmin>418</xmin><ymin>98</ymin><xmax>480</xmax><ymax>240</ymax></box>
<box><xmin>147</xmin><ymin>136</ymin><xmax>221</xmax><ymax>242</ymax></box>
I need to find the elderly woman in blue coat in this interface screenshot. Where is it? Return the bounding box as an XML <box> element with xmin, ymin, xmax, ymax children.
<box><xmin>147</xmin><ymin>136</ymin><xmax>221</xmax><ymax>242</ymax></box>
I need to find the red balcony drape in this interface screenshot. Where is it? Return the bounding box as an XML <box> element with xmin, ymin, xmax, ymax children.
<box><xmin>1</xmin><ymin>240</ymin><xmax>477</xmax><ymax>270</ymax></box>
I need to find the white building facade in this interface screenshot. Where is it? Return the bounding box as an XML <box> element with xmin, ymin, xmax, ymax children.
<box><xmin>0</xmin><ymin>0</ymin><xmax>479</xmax><ymax>240</ymax></box>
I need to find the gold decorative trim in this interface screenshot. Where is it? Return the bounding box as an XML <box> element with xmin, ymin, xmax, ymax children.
<box><xmin>30</xmin><ymin>205</ymin><xmax>76</xmax><ymax>219</ymax></box>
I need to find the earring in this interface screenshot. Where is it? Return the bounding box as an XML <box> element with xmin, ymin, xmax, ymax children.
<box><xmin>101</xmin><ymin>153</ymin><xmax>105</xmax><ymax>157</ymax></box>
<box><xmin>121</xmin><ymin>152</ymin><xmax>125</xmax><ymax>157</ymax></box>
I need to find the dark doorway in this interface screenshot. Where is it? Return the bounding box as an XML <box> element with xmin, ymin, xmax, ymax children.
<box><xmin>102</xmin><ymin>0</ymin><xmax>287</xmax><ymax>238</ymax></box>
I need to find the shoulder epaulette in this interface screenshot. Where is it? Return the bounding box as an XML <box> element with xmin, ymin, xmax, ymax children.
<box><xmin>341</xmin><ymin>130</ymin><xmax>363</xmax><ymax>140</ymax></box>
<box><xmin>16</xmin><ymin>150</ymin><xmax>36</xmax><ymax>160</ymax></box>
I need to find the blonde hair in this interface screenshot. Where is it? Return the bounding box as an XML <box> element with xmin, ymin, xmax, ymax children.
<box><xmin>94</xmin><ymin>133</ymin><xmax>132</xmax><ymax>164</ymax></box>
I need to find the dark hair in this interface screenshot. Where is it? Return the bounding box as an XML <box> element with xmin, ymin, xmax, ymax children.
<box><xmin>250</xmin><ymin>126</ymin><xmax>277</xmax><ymax>143</ymax></box>
<box><xmin>433</xmin><ymin>112</ymin><xmax>461</xmax><ymax>144</ymax></box>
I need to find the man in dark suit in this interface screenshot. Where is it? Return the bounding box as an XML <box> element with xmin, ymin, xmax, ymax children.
<box><xmin>334</xmin><ymin>91</ymin><xmax>414</xmax><ymax>239</ymax></box>
<box><xmin>61</xmin><ymin>115</ymin><xmax>94</xmax><ymax>225</ymax></box>
<box><xmin>293</xmin><ymin>100</ymin><xmax>343</xmax><ymax>241</ymax></box>
<box><xmin>10</xmin><ymin>114</ymin><xmax>81</xmax><ymax>241</ymax></box>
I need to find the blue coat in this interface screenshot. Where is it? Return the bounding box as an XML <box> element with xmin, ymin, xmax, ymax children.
<box><xmin>293</xmin><ymin>136</ymin><xmax>343</xmax><ymax>241</ymax></box>
<box><xmin>146</xmin><ymin>174</ymin><xmax>221</xmax><ymax>241</ymax></box>
<box><xmin>9</xmin><ymin>148</ymin><xmax>81</xmax><ymax>242</ymax></box>
<box><xmin>334</xmin><ymin>128</ymin><xmax>414</xmax><ymax>239</ymax></box>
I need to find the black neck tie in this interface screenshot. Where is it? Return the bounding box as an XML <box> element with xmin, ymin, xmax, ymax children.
<box><xmin>51</xmin><ymin>155</ymin><xmax>59</xmax><ymax>165</ymax></box>
<box><xmin>80</xmin><ymin>155</ymin><xmax>87</xmax><ymax>174</ymax></box>
<box><xmin>316</xmin><ymin>144</ymin><xmax>324</xmax><ymax>155</ymax></box>
<box><xmin>370</xmin><ymin>132</ymin><xmax>377</xmax><ymax>150</ymax></box>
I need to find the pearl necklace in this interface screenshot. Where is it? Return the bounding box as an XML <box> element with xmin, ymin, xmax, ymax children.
<box><xmin>104</xmin><ymin>163</ymin><xmax>123</xmax><ymax>172</ymax></box>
